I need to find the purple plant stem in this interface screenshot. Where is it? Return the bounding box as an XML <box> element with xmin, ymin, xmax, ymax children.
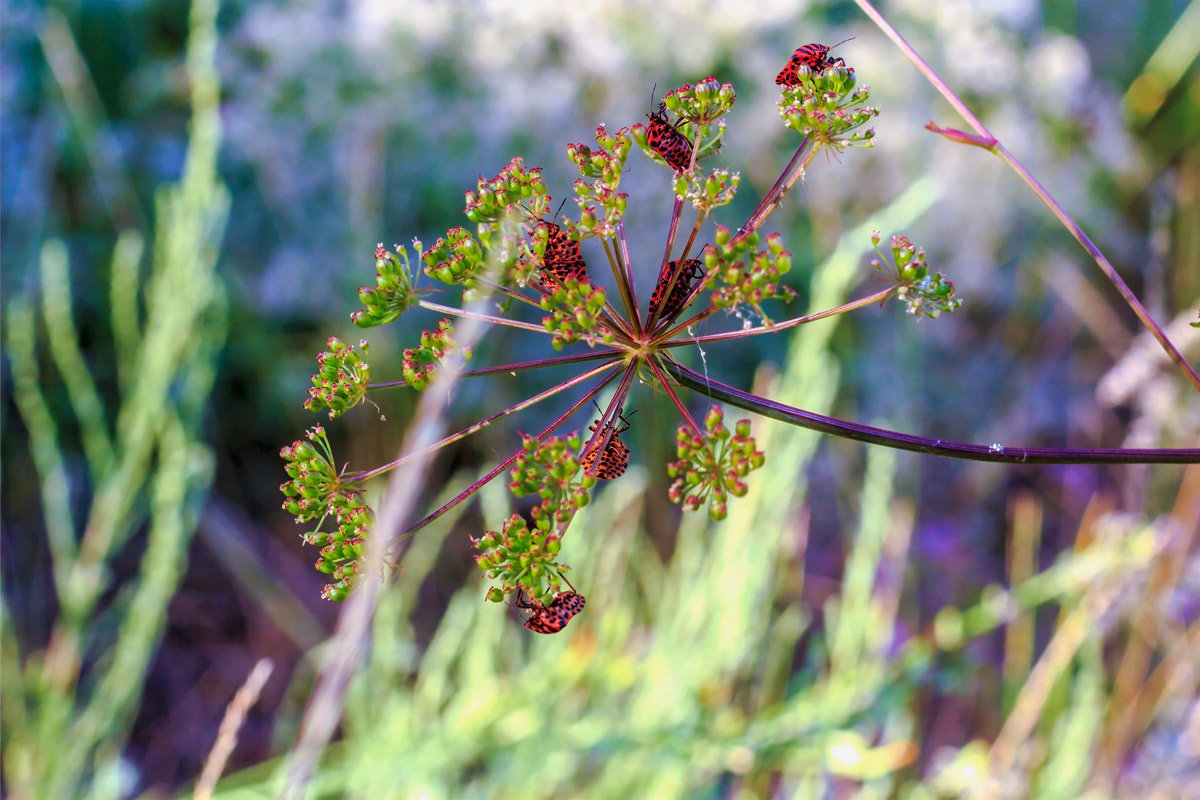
<box><xmin>350</xmin><ymin>360</ymin><xmax>621</xmax><ymax>483</ymax></box>
<box><xmin>853</xmin><ymin>0</ymin><xmax>1200</xmax><ymax>394</ymax></box>
<box><xmin>603</xmin><ymin>234</ymin><xmax>642</xmax><ymax>337</ymax></box>
<box><xmin>645</xmin><ymin>355</ymin><xmax>704</xmax><ymax>439</ymax></box>
<box><xmin>615</xmin><ymin>222</ymin><xmax>644</xmax><ymax>335</ymax></box>
<box><xmin>460</xmin><ymin>349</ymin><xmax>622</xmax><ymax>376</ymax></box>
<box><xmin>475</xmin><ymin>276</ymin><xmax>544</xmax><ymax>312</ymax></box>
<box><xmin>418</xmin><ymin>300</ymin><xmax>547</xmax><ymax>334</ymax></box>
<box><xmin>676</xmin><ymin>214</ymin><xmax>704</xmax><ymax>264</ymax></box>
<box><xmin>734</xmin><ymin>137</ymin><xmax>814</xmax><ymax>245</ymax></box>
<box><xmin>598</xmin><ymin>297</ymin><xmax>636</xmax><ymax>341</ymax></box>
<box><xmin>667</xmin><ymin>359</ymin><xmax>1200</xmax><ymax>464</ymax></box>
<box><xmin>659</xmin><ymin>287</ymin><xmax>896</xmax><ymax>347</ymax></box>
<box><xmin>368</xmin><ymin>350</ymin><xmax>624</xmax><ymax>389</ymax></box>
<box><xmin>652</xmin><ymin>197</ymin><xmax>687</xmax><ymax>321</ymax></box>
<box><xmin>401</xmin><ymin>366</ymin><xmax>622</xmax><ymax>535</ymax></box>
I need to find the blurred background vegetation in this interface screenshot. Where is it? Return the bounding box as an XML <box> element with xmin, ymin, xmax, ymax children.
<box><xmin>2</xmin><ymin>0</ymin><xmax>1198</xmax><ymax>797</ymax></box>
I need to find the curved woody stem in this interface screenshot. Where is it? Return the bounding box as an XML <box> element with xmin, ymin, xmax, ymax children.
<box><xmin>667</xmin><ymin>359</ymin><xmax>1200</xmax><ymax>464</ymax></box>
<box><xmin>852</xmin><ymin>0</ymin><xmax>1200</xmax><ymax>394</ymax></box>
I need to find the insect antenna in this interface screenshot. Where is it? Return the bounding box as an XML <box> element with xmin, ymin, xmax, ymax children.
<box><xmin>555</xmin><ymin>569</ymin><xmax>578</xmax><ymax>593</ymax></box>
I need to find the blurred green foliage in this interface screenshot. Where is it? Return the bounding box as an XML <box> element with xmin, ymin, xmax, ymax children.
<box><xmin>2</xmin><ymin>0</ymin><xmax>226</xmax><ymax>796</ymax></box>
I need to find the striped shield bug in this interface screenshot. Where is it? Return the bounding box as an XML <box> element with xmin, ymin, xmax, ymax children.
<box><xmin>775</xmin><ymin>38</ymin><xmax>853</xmax><ymax>86</ymax></box>
<box><xmin>529</xmin><ymin>198</ymin><xmax>588</xmax><ymax>291</ymax></box>
<box><xmin>535</xmin><ymin>219</ymin><xmax>589</xmax><ymax>291</ymax></box>
<box><xmin>516</xmin><ymin>574</ymin><xmax>586</xmax><ymax>634</ymax></box>
<box><xmin>645</xmin><ymin>101</ymin><xmax>694</xmax><ymax>172</ymax></box>
<box><xmin>649</xmin><ymin>258</ymin><xmax>704</xmax><ymax>322</ymax></box>
<box><xmin>582</xmin><ymin>408</ymin><xmax>634</xmax><ymax>480</ymax></box>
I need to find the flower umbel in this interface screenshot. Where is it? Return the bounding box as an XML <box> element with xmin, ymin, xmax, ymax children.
<box><xmin>778</xmin><ymin>66</ymin><xmax>877</xmax><ymax>149</ymax></box>
<box><xmin>566</xmin><ymin>124</ymin><xmax>633</xmax><ymax>239</ymax></box>
<box><xmin>871</xmin><ymin>232</ymin><xmax>962</xmax><ymax>318</ymax></box>
<box><xmin>509</xmin><ymin>432</ymin><xmax>596</xmax><ymax>509</ymax></box>
<box><xmin>353</xmin><ymin>244</ymin><xmax>425</xmax><ymax>329</ymax></box>
<box><xmin>471</xmin><ymin>431</ymin><xmax>598</xmax><ymax>604</ymax></box>
<box><xmin>304</xmin><ymin>337</ymin><xmax>371</xmax><ymax>419</ymax></box>
<box><xmin>704</xmin><ymin>227</ymin><xmax>797</xmax><ymax>325</ymax></box>
<box><xmin>277</xmin><ymin>50</ymin><xmax>1048</xmax><ymax>625</ymax></box>
<box><xmin>667</xmin><ymin>406</ymin><xmax>765</xmax><ymax>521</ymax></box>
<box><xmin>280</xmin><ymin>426</ymin><xmax>341</xmax><ymax>523</ymax></box>
<box><xmin>280</xmin><ymin>426</ymin><xmax>372</xmax><ymax>600</ymax></box>
<box><xmin>472</xmin><ymin>513</ymin><xmax>573</xmax><ymax>605</ymax></box>
<box><xmin>422</xmin><ymin>227</ymin><xmax>485</xmax><ymax>289</ymax></box>
<box><xmin>402</xmin><ymin>318</ymin><xmax>469</xmax><ymax>391</ymax></box>
<box><xmin>675</xmin><ymin>168</ymin><xmax>741</xmax><ymax>212</ymax></box>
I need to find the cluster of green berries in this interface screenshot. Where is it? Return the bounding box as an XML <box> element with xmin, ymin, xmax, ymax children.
<box><xmin>412</xmin><ymin>158</ymin><xmax>556</xmax><ymax>298</ymax></box>
<box><xmin>304</xmin><ymin>337</ymin><xmax>370</xmax><ymax>419</ymax></box>
<box><xmin>667</xmin><ymin>75</ymin><xmax>737</xmax><ymax>125</ymax></box>
<box><xmin>421</xmin><ymin>226</ymin><xmax>486</xmax><ymax>289</ymax></box>
<box><xmin>472</xmin><ymin>513</ymin><xmax>574</xmax><ymax>604</ymax></box>
<box><xmin>509</xmin><ymin>432</ymin><xmax>597</xmax><ymax>508</ymax></box>
<box><xmin>464</xmin><ymin>156</ymin><xmax>550</xmax><ymax>223</ymax></box>
<box><xmin>778</xmin><ymin>66</ymin><xmax>878</xmax><ymax>148</ymax></box>
<box><xmin>470</xmin><ymin>433</ymin><xmax>596</xmax><ymax>602</ymax></box>
<box><xmin>280</xmin><ymin>426</ymin><xmax>342</xmax><ymax>523</ymax></box>
<box><xmin>667</xmin><ymin>406</ymin><xmax>766</xmax><ymax>520</ymax></box>
<box><xmin>353</xmin><ymin>244</ymin><xmax>423</xmax><ymax>329</ymax></box>
<box><xmin>308</xmin><ymin>492</ymin><xmax>370</xmax><ymax>601</ymax></box>
<box><xmin>674</xmin><ymin>167</ymin><xmax>740</xmax><ymax>212</ymax></box>
<box><xmin>402</xmin><ymin>318</ymin><xmax>466</xmax><ymax>390</ymax></box>
<box><xmin>462</xmin><ymin>157</ymin><xmax>551</xmax><ymax>288</ymax></box>
<box><xmin>704</xmin><ymin>227</ymin><xmax>798</xmax><ymax>324</ymax></box>
<box><xmin>566</xmin><ymin>124</ymin><xmax>632</xmax><ymax>238</ymax></box>
<box><xmin>872</xmin><ymin>232</ymin><xmax>962</xmax><ymax>318</ymax></box>
<box><xmin>280</xmin><ymin>426</ymin><xmax>370</xmax><ymax>600</ymax></box>
<box><xmin>540</xmin><ymin>278</ymin><xmax>613</xmax><ymax>350</ymax></box>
